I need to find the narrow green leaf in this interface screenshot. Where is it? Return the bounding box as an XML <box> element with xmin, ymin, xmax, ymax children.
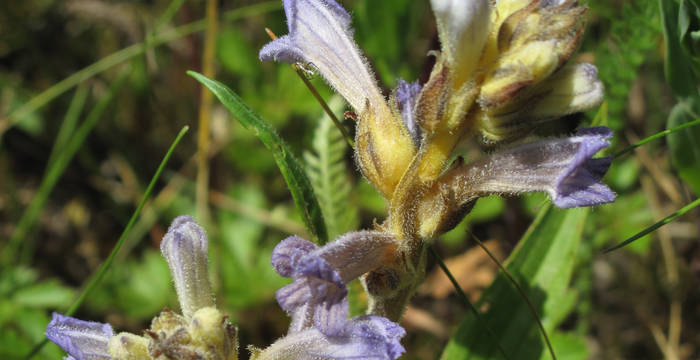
<box><xmin>660</xmin><ymin>0</ymin><xmax>698</xmax><ymax>98</ymax></box>
<box><xmin>679</xmin><ymin>0</ymin><xmax>700</xmax><ymax>76</ymax></box>
<box><xmin>442</xmin><ymin>205</ymin><xmax>589</xmax><ymax>360</ymax></box>
<box><xmin>2</xmin><ymin>76</ymin><xmax>125</xmax><ymax>267</ymax></box>
<box><xmin>188</xmin><ymin>71</ymin><xmax>328</xmax><ymax>244</ymax></box>
<box><xmin>667</xmin><ymin>99</ymin><xmax>700</xmax><ymax>194</ymax></box>
<box><xmin>604</xmin><ymin>197</ymin><xmax>700</xmax><ymax>253</ymax></box>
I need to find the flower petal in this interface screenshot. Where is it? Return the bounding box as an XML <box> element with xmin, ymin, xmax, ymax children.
<box><xmin>255</xmin><ymin>315</ymin><xmax>406</xmax><ymax>360</ymax></box>
<box><xmin>272</xmin><ymin>231</ymin><xmax>398</xmax><ymax>335</ymax></box>
<box><xmin>160</xmin><ymin>215</ymin><xmax>214</xmax><ymax>319</ymax></box>
<box><xmin>260</xmin><ymin>0</ymin><xmax>385</xmax><ymax>112</ymax></box>
<box><xmin>275</xmin><ymin>251</ymin><xmax>348</xmax><ymax>335</ymax></box>
<box><xmin>394</xmin><ymin>79</ymin><xmax>423</xmax><ymax>145</ymax></box>
<box><xmin>431</xmin><ymin>0</ymin><xmax>491</xmax><ymax>83</ymax></box>
<box><xmin>442</xmin><ymin>127</ymin><xmax>615</xmax><ymax>208</ymax></box>
<box><xmin>271</xmin><ymin>236</ymin><xmax>318</xmax><ymax>278</ymax></box>
<box><xmin>46</xmin><ymin>313</ymin><xmax>113</xmax><ymax>360</ymax></box>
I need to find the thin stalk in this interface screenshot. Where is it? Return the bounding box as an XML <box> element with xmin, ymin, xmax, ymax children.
<box><xmin>614</xmin><ymin>118</ymin><xmax>700</xmax><ymax>158</ymax></box>
<box><xmin>195</xmin><ymin>0</ymin><xmax>219</xmax><ymax>225</ymax></box>
<box><xmin>264</xmin><ymin>28</ymin><xmax>355</xmax><ymax>148</ymax></box>
<box><xmin>23</xmin><ymin>126</ymin><xmax>189</xmax><ymax>359</ymax></box>
<box><xmin>604</xmin><ymin>197</ymin><xmax>700</xmax><ymax>253</ymax></box>
<box><xmin>0</xmin><ymin>1</ymin><xmax>281</xmax><ymax>139</ymax></box>
<box><xmin>154</xmin><ymin>0</ymin><xmax>187</xmax><ymax>32</ymax></box>
<box><xmin>428</xmin><ymin>245</ymin><xmax>509</xmax><ymax>360</ymax></box>
<box><xmin>47</xmin><ymin>85</ymin><xmax>89</xmax><ymax>165</ymax></box>
<box><xmin>469</xmin><ymin>231</ymin><xmax>557</xmax><ymax>360</ymax></box>
<box><xmin>3</xmin><ymin>74</ymin><xmax>127</xmax><ymax>268</ymax></box>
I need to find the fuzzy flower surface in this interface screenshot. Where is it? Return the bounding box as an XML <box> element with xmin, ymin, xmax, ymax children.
<box><xmin>259</xmin><ymin>0</ymin><xmax>613</xmax><ymax>240</ymax></box>
<box><xmin>250</xmin><ymin>232</ymin><xmax>406</xmax><ymax>360</ymax></box>
<box><xmin>46</xmin><ymin>218</ymin><xmax>405</xmax><ymax>360</ymax></box>
<box><xmin>260</xmin><ymin>0</ymin><xmax>616</xmax><ymax>320</ymax></box>
<box><xmin>46</xmin><ymin>216</ymin><xmax>238</xmax><ymax>360</ymax></box>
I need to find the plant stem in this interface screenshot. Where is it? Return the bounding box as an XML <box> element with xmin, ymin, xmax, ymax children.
<box><xmin>614</xmin><ymin>118</ymin><xmax>700</xmax><ymax>158</ymax></box>
<box><xmin>196</xmin><ymin>0</ymin><xmax>219</xmax><ymax>225</ymax></box>
<box><xmin>604</xmin><ymin>197</ymin><xmax>700</xmax><ymax>252</ymax></box>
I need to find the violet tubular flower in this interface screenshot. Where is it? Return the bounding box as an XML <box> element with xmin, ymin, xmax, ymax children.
<box><xmin>251</xmin><ymin>315</ymin><xmax>405</xmax><ymax>360</ymax></box>
<box><xmin>45</xmin><ymin>313</ymin><xmax>113</xmax><ymax>360</ymax></box>
<box><xmin>271</xmin><ymin>232</ymin><xmax>398</xmax><ymax>335</ymax></box>
<box><xmin>45</xmin><ymin>216</ymin><xmax>238</xmax><ymax>360</ymax></box>
<box><xmin>250</xmin><ymin>233</ymin><xmax>405</xmax><ymax>360</ymax></box>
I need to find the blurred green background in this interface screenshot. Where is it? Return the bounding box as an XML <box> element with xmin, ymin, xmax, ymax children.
<box><xmin>0</xmin><ymin>0</ymin><xmax>699</xmax><ymax>359</ymax></box>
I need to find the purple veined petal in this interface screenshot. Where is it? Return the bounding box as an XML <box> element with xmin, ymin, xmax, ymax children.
<box><xmin>271</xmin><ymin>235</ymin><xmax>318</xmax><ymax>277</ymax></box>
<box><xmin>312</xmin><ymin>231</ymin><xmax>398</xmax><ymax>283</ymax></box>
<box><xmin>431</xmin><ymin>0</ymin><xmax>491</xmax><ymax>83</ymax></box>
<box><xmin>46</xmin><ymin>313</ymin><xmax>113</xmax><ymax>360</ymax></box>
<box><xmin>444</xmin><ymin>127</ymin><xmax>615</xmax><ymax>208</ymax></box>
<box><xmin>255</xmin><ymin>315</ymin><xmax>406</xmax><ymax>360</ymax></box>
<box><xmin>260</xmin><ymin>0</ymin><xmax>385</xmax><ymax>113</ymax></box>
<box><xmin>276</xmin><ymin>251</ymin><xmax>348</xmax><ymax>335</ymax></box>
<box><xmin>160</xmin><ymin>215</ymin><xmax>214</xmax><ymax>319</ymax></box>
<box><xmin>552</xmin><ymin>127</ymin><xmax>614</xmax><ymax>208</ymax></box>
<box><xmin>394</xmin><ymin>79</ymin><xmax>423</xmax><ymax>145</ymax></box>
<box><xmin>273</xmin><ymin>231</ymin><xmax>398</xmax><ymax>335</ymax></box>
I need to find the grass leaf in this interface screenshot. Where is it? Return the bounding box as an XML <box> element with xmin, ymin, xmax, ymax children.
<box><xmin>442</xmin><ymin>205</ymin><xmax>589</xmax><ymax>360</ymax></box>
<box><xmin>188</xmin><ymin>71</ymin><xmax>328</xmax><ymax>244</ymax></box>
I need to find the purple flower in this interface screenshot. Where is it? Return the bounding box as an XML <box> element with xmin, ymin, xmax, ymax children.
<box><xmin>271</xmin><ymin>232</ymin><xmax>398</xmax><ymax>335</ymax></box>
<box><xmin>160</xmin><ymin>215</ymin><xmax>214</xmax><ymax>319</ymax></box>
<box><xmin>45</xmin><ymin>313</ymin><xmax>113</xmax><ymax>360</ymax></box>
<box><xmin>446</xmin><ymin>127</ymin><xmax>615</xmax><ymax>208</ymax></box>
<box><xmin>260</xmin><ymin>0</ymin><xmax>386</xmax><ymax>114</ymax></box>
<box><xmin>47</xmin><ymin>216</ymin><xmax>220</xmax><ymax>360</ymax></box>
<box><xmin>394</xmin><ymin>79</ymin><xmax>423</xmax><ymax>145</ymax></box>
<box><xmin>255</xmin><ymin>315</ymin><xmax>405</xmax><ymax>360</ymax></box>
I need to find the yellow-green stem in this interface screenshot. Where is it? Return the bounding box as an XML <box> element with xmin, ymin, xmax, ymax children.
<box><xmin>196</xmin><ymin>0</ymin><xmax>219</xmax><ymax>225</ymax></box>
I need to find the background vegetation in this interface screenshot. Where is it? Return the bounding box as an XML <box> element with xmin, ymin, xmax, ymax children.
<box><xmin>0</xmin><ymin>0</ymin><xmax>698</xmax><ymax>359</ymax></box>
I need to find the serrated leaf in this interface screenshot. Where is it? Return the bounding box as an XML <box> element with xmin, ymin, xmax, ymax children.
<box><xmin>303</xmin><ymin>96</ymin><xmax>358</xmax><ymax>239</ymax></box>
<box><xmin>189</xmin><ymin>71</ymin><xmax>328</xmax><ymax>244</ymax></box>
<box><xmin>442</xmin><ymin>205</ymin><xmax>588</xmax><ymax>360</ymax></box>
<box><xmin>668</xmin><ymin>99</ymin><xmax>700</xmax><ymax>195</ymax></box>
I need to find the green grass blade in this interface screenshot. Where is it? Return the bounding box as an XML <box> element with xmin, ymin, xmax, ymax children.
<box><xmin>0</xmin><ymin>1</ymin><xmax>281</xmax><ymax>139</ymax></box>
<box><xmin>47</xmin><ymin>85</ymin><xmax>89</xmax><ymax>165</ymax></box>
<box><xmin>603</xmin><ymin>197</ymin><xmax>700</xmax><ymax>253</ymax></box>
<box><xmin>614</xmin><ymin>117</ymin><xmax>700</xmax><ymax>158</ymax></box>
<box><xmin>429</xmin><ymin>246</ymin><xmax>509</xmax><ymax>359</ymax></box>
<box><xmin>24</xmin><ymin>125</ymin><xmax>189</xmax><ymax>359</ymax></box>
<box><xmin>659</xmin><ymin>0</ymin><xmax>698</xmax><ymax>98</ymax></box>
<box><xmin>2</xmin><ymin>74</ymin><xmax>127</xmax><ymax>267</ymax></box>
<box><xmin>442</xmin><ymin>205</ymin><xmax>589</xmax><ymax>360</ymax></box>
<box><xmin>667</xmin><ymin>101</ymin><xmax>700</xmax><ymax>195</ymax></box>
<box><xmin>188</xmin><ymin>71</ymin><xmax>328</xmax><ymax>245</ymax></box>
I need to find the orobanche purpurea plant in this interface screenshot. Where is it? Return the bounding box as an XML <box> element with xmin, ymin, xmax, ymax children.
<box><xmin>46</xmin><ymin>0</ymin><xmax>618</xmax><ymax>359</ymax></box>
